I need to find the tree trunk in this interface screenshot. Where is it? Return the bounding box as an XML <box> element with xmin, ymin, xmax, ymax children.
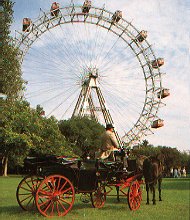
<box><xmin>2</xmin><ymin>156</ymin><xmax>8</xmax><ymax>176</ymax></box>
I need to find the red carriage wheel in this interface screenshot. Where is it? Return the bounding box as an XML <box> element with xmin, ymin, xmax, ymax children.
<box><xmin>16</xmin><ymin>175</ymin><xmax>44</xmax><ymax>211</ymax></box>
<box><xmin>128</xmin><ymin>180</ymin><xmax>142</xmax><ymax>210</ymax></box>
<box><xmin>35</xmin><ymin>175</ymin><xmax>75</xmax><ymax>217</ymax></box>
<box><xmin>91</xmin><ymin>186</ymin><xmax>106</xmax><ymax>208</ymax></box>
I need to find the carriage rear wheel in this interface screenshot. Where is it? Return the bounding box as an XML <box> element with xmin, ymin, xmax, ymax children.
<box><xmin>16</xmin><ymin>175</ymin><xmax>44</xmax><ymax>211</ymax></box>
<box><xmin>128</xmin><ymin>180</ymin><xmax>142</xmax><ymax>210</ymax></box>
<box><xmin>35</xmin><ymin>174</ymin><xmax>75</xmax><ymax>217</ymax></box>
<box><xmin>91</xmin><ymin>185</ymin><xmax>106</xmax><ymax>208</ymax></box>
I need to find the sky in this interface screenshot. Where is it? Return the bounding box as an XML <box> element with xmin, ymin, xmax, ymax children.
<box><xmin>11</xmin><ymin>0</ymin><xmax>190</xmax><ymax>152</ymax></box>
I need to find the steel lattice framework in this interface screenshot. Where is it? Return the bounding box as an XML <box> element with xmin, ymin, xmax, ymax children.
<box><xmin>14</xmin><ymin>3</ymin><xmax>167</xmax><ymax>147</ymax></box>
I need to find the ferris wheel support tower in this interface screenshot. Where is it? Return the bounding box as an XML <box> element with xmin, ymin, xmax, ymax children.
<box><xmin>72</xmin><ymin>68</ymin><xmax>123</xmax><ymax>146</ymax></box>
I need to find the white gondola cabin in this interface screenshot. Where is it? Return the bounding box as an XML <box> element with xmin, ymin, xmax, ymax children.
<box><xmin>151</xmin><ymin>119</ymin><xmax>164</xmax><ymax>128</ymax></box>
<box><xmin>50</xmin><ymin>2</ymin><xmax>60</xmax><ymax>16</ymax></box>
<box><xmin>157</xmin><ymin>89</ymin><xmax>170</xmax><ymax>99</ymax></box>
<box><xmin>82</xmin><ymin>0</ymin><xmax>91</xmax><ymax>13</ymax></box>
<box><xmin>111</xmin><ymin>10</ymin><xmax>122</xmax><ymax>23</ymax></box>
<box><xmin>151</xmin><ymin>58</ymin><xmax>164</xmax><ymax>68</ymax></box>
<box><xmin>136</xmin><ymin>30</ymin><xmax>147</xmax><ymax>43</ymax></box>
<box><xmin>22</xmin><ymin>18</ymin><xmax>31</xmax><ymax>32</ymax></box>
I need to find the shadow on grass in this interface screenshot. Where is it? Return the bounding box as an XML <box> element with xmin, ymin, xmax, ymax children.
<box><xmin>0</xmin><ymin>206</ymin><xmax>22</xmax><ymax>214</ymax></box>
<box><xmin>73</xmin><ymin>197</ymin><xmax>131</xmax><ymax>211</ymax></box>
<box><xmin>0</xmin><ymin>203</ymin><xmax>130</xmax><ymax>219</ymax></box>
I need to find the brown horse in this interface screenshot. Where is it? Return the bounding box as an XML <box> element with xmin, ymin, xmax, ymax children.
<box><xmin>143</xmin><ymin>155</ymin><xmax>163</xmax><ymax>205</ymax></box>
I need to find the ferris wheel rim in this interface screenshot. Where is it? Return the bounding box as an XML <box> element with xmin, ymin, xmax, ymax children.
<box><xmin>14</xmin><ymin>4</ymin><xmax>164</xmax><ymax>146</ymax></box>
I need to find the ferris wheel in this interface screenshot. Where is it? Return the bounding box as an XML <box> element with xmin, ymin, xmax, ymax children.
<box><xmin>14</xmin><ymin>1</ymin><xmax>170</xmax><ymax>147</ymax></box>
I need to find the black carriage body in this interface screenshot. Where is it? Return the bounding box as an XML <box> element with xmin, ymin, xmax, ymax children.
<box><xmin>24</xmin><ymin>155</ymin><xmax>141</xmax><ymax>193</ymax></box>
<box><xmin>24</xmin><ymin>156</ymin><xmax>99</xmax><ymax>192</ymax></box>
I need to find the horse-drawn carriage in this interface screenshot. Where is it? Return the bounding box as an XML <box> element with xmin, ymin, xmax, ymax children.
<box><xmin>16</xmin><ymin>152</ymin><xmax>143</xmax><ymax>217</ymax></box>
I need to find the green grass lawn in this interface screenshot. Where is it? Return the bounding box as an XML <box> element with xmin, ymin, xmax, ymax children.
<box><xmin>0</xmin><ymin>176</ymin><xmax>189</xmax><ymax>220</ymax></box>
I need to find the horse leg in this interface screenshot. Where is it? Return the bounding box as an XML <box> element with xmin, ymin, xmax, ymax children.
<box><xmin>116</xmin><ymin>186</ymin><xmax>120</xmax><ymax>202</ymax></box>
<box><xmin>152</xmin><ymin>184</ymin><xmax>156</xmax><ymax>205</ymax></box>
<box><xmin>158</xmin><ymin>178</ymin><xmax>162</xmax><ymax>201</ymax></box>
<box><xmin>146</xmin><ymin>184</ymin><xmax>150</xmax><ymax>205</ymax></box>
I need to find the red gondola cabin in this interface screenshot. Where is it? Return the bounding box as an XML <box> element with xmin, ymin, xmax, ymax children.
<box><xmin>82</xmin><ymin>0</ymin><xmax>91</xmax><ymax>13</ymax></box>
<box><xmin>157</xmin><ymin>89</ymin><xmax>170</xmax><ymax>99</ymax></box>
<box><xmin>22</xmin><ymin>18</ymin><xmax>31</xmax><ymax>32</ymax></box>
<box><xmin>151</xmin><ymin>119</ymin><xmax>164</xmax><ymax>128</ymax></box>
<box><xmin>151</xmin><ymin>58</ymin><xmax>164</xmax><ymax>68</ymax></box>
<box><xmin>111</xmin><ymin>10</ymin><xmax>122</xmax><ymax>23</ymax></box>
<box><xmin>50</xmin><ymin>2</ymin><xmax>60</xmax><ymax>16</ymax></box>
<box><xmin>136</xmin><ymin>30</ymin><xmax>147</xmax><ymax>43</ymax></box>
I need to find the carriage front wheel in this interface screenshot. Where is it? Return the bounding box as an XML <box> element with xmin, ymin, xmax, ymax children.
<box><xmin>128</xmin><ymin>180</ymin><xmax>142</xmax><ymax>210</ymax></box>
<box><xmin>91</xmin><ymin>185</ymin><xmax>106</xmax><ymax>208</ymax></box>
<box><xmin>35</xmin><ymin>175</ymin><xmax>75</xmax><ymax>217</ymax></box>
<box><xmin>16</xmin><ymin>175</ymin><xmax>44</xmax><ymax>211</ymax></box>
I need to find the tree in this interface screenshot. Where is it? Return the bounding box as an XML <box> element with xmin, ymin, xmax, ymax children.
<box><xmin>141</xmin><ymin>139</ymin><xmax>149</xmax><ymax>148</ymax></box>
<box><xmin>1</xmin><ymin>0</ymin><xmax>25</xmax><ymax>176</ymax></box>
<box><xmin>59</xmin><ymin>117</ymin><xmax>105</xmax><ymax>156</ymax></box>
<box><xmin>159</xmin><ymin>146</ymin><xmax>182</xmax><ymax>168</ymax></box>
<box><xmin>1</xmin><ymin>0</ymin><xmax>24</xmax><ymax>100</ymax></box>
<box><xmin>132</xmin><ymin>143</ymin><xmax>160</xmax><ymax>158</ymax></box>
<box><xmin>1</xmin><ymin>100</ymin><xmax>74</xmax><ymax>176</ymax></box>
<box><xmin>177</xmin><ymin>150</ymin><xmax>190</xmax><ymax>172</ymax></box>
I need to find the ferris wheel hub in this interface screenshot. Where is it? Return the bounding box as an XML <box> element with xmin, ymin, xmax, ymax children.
<box><xmin>82</xmin><ymin>67</ymin><xmax>98</xmax><ymax>86</ymax></box>
<box><xmin>85</xmin><ymin>67</ymin><xmax>98</xmax><ymax>78</ymax></box>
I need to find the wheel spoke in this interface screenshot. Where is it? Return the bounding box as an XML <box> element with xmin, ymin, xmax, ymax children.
<box><xmin>18</xmin><ymin>192</ymin><xmax>32</xmax><ymax>196</ymax></box>
<box><xmin>60</xmin><ymin>186</ymin><xmax>72</xmax><ymax>195</ymax></box>
<box><xmin>50</xmin><ymin>202</ymin><xmax>55</xmax><ymax>216</ymax></box>
<box><xmin>39</xmin><ymin>198</ymin><xmax>51</xmax><ymax>207</ymax></box>
<box><xmin>25</xmin><ymin>196</ymin><xmax>34</xmax><ymax>208</ymax></box>
<box><xmin>20</xmin><ymin>194</ymin><xmax>33</xmax><ymax>203</ymax></box>
<box><xmin>38</xmin><ymin>189</ymin><xmax>52</xmax><ymax>197</ymax></box>
<box><xmin>19</xmin><ymin>186</ymin><xmax>32</xmax><ymax>192</ymax></box>
<box><xmin>56</xmin><ymin>201</ymin><xmax>61</xmax><ymax>216</ymax></box>
<box><xmin>59</xmin><ymin>197</ymin><xmax>72</xmax><ymax>206</ymax></box>
<box><xmin>57</xmin><ymin>199</ymin><xmax>67</xmax><ymax>212</ymax></box>
<box><xmin>43</xmin><ymin>201</ymin><xmax>52</xmax><ymax>213</ymax></box>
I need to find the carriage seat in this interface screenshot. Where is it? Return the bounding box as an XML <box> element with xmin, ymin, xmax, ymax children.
<box><xmin>78</xmin><ymin>159</ymin><xmax>97</xmax><ymax>171</ymax></box>
<box><xmin>99</xmin><ymin>161</ymin><xmax>123</xmax><ymax>171</ymax></box>
<box><xmin>24</xmin><ymin>155</ymin><xmax>79</xmax><ymax>169</ymax></box>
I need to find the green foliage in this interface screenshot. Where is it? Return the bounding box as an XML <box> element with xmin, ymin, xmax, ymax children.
<box><xmin>132</xmin><ymin>140</ymin><xmax>160</xmax><ymax>157</ymax></box>
<box><xmin>180</xmin><ymin>151</ymin><xmax>190</xmax><ymax>167</ymax></box>
<box><xmin>59</xmin><ymin>117</ymin><xmax>105</xmax><ymax>156</ymax></box>
<box><xmin>159</xmin><ymin>146</ymin><xmax>182</xmax><ymax>167</ymax></box>
<box><xmin>1</xmin><ymin>100</ymin><xmax>74</xmax><ymax>168</ymax></box>
<box><xmin>0</xmin><ymin>0</ymin><xmax>24</xmax><ymax>99</ymax></box>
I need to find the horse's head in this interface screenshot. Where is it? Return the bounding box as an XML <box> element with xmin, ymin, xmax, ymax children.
<box><xmin>156</xmin><ymin>153</ymin><xmax>165</xmax><ymax>171</ymax></box>
<box><xmin>136</xmin><ymin>155</ymin><xmax>148</xmax><ymax>171</ymax></box>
